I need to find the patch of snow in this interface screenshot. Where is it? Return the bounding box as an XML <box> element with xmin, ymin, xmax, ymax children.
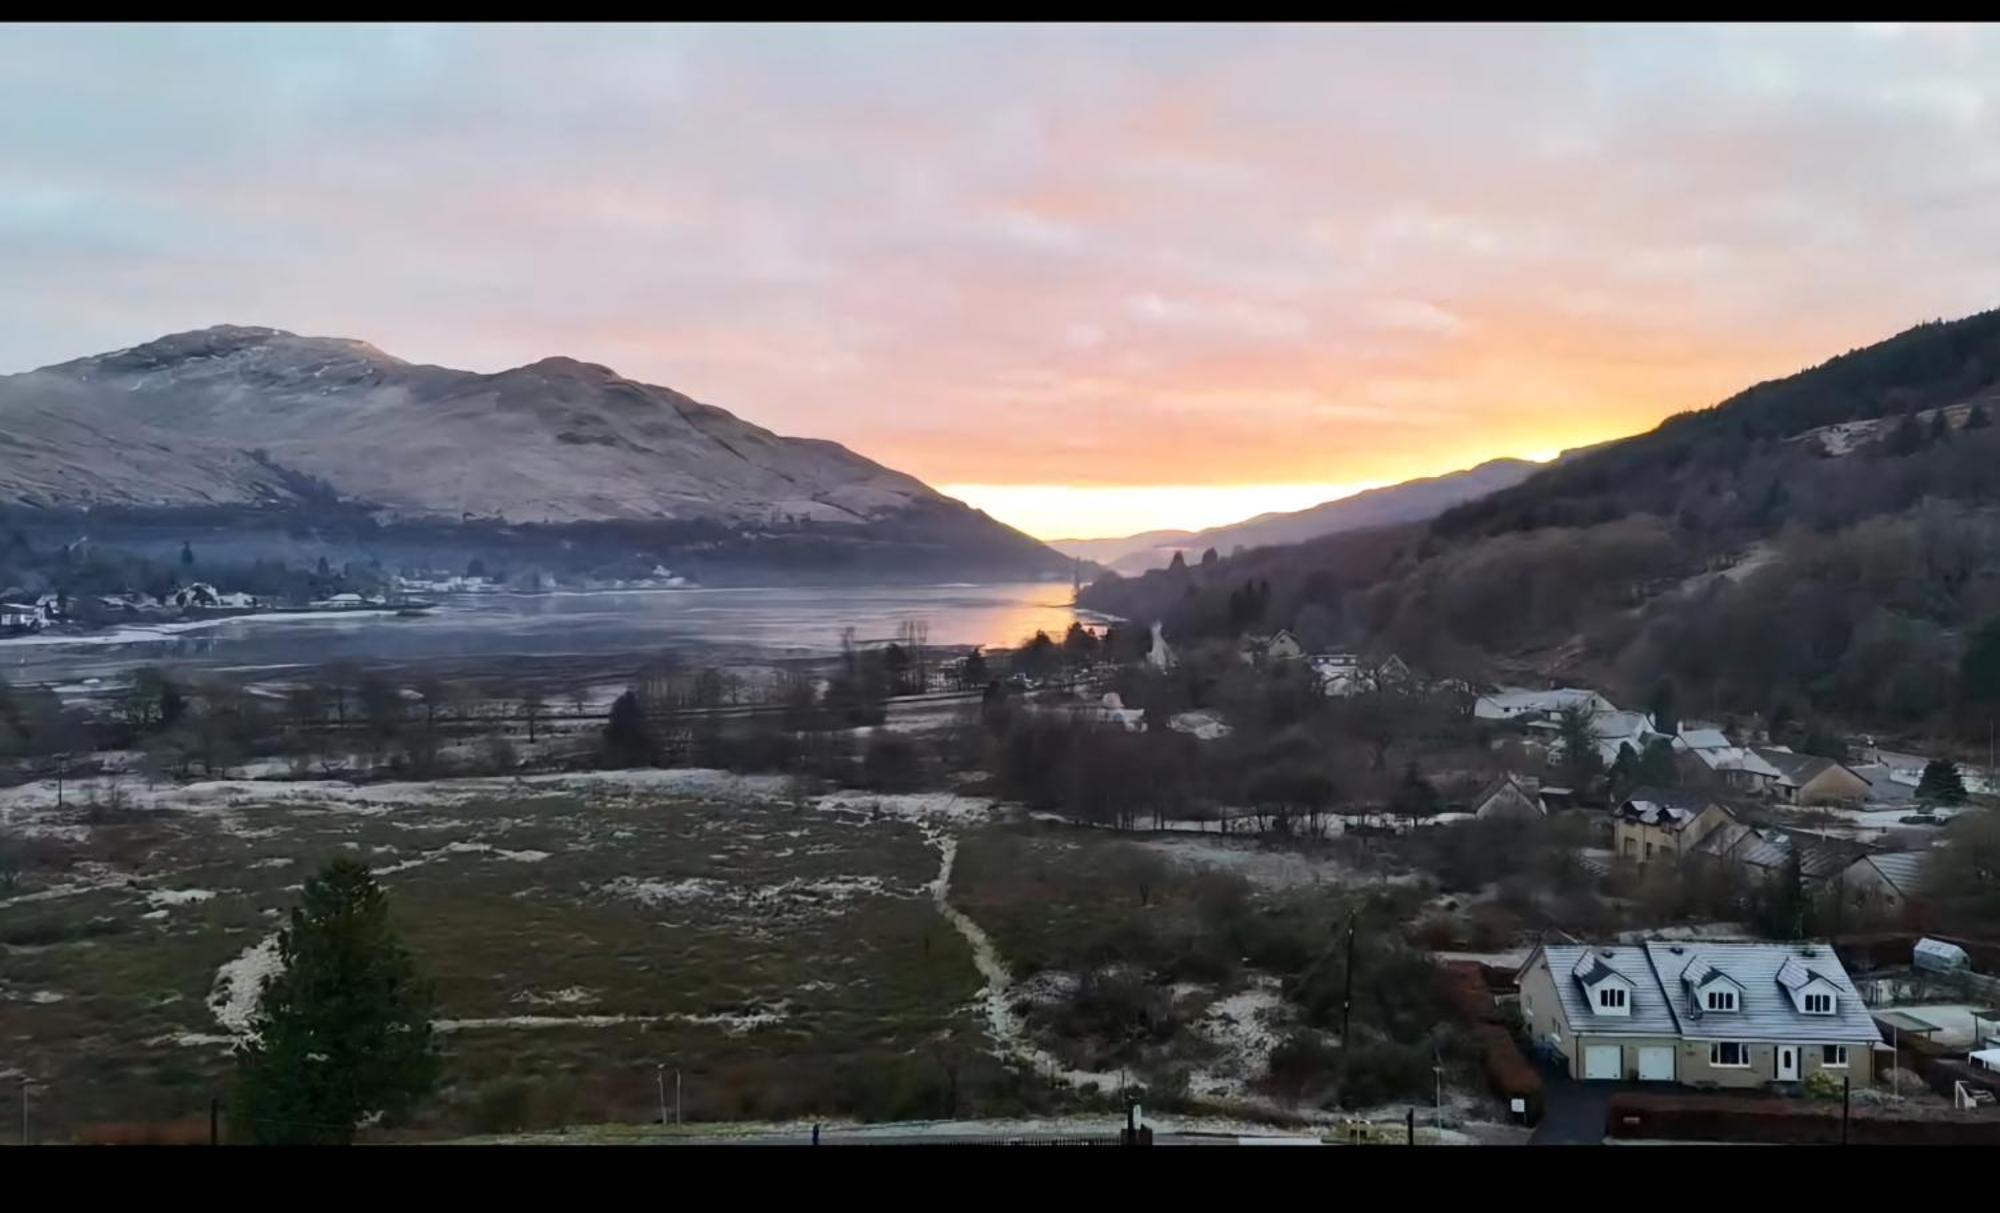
<box><xmin>516</xmin><ymin>986</ymin><xmax>597</xmax><ymax>1007</ymax></box>
<box><xmin>1187</xmin><ymin>979</ymin><xmax>1291</xmax><ymax>1101</ymax></box>
<box><xmin>814</xmin><ymin>790</ymin><xmax>999</xmax><ymax>825</ymax></box>
<box><xmin>144</xmin><ymin>887</ymin><xmax>217</xmax><ymax>908</ymax></box>
<box><xmin>209</xmin><ymin>934</ymin><xmax>283</xmax><ymax>1034</ymax></box>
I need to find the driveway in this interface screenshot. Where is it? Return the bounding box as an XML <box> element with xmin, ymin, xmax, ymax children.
<box><xmin>1530</xmin><ymin>1059</ymin><xmax>1645</xmax><ymax>1145</ymax></box>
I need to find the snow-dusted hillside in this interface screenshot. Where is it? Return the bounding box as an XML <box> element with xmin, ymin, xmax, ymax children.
<box><xmin>0</xmin><ymin>326</ymin><xmax>958</xmax><ymax>528</ymax></box>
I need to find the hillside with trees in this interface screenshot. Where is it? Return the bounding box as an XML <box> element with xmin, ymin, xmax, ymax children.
<box><xmin>1080</xmin><ymin>308</ymin><xmax>2000</xmax><ymax>743</ymax></box>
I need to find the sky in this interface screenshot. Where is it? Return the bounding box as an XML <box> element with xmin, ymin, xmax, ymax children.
<box><xmin>3</xmin><ymin>24</ymin><xmax>1998</xmax><ymax>539</ymax></box>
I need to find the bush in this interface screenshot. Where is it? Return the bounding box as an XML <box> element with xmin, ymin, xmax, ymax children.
<box><xmin>1264</xmin><ymin>1030</ymin><xmax>1342</xmax><ymax>1103</ymax></box>
<box><xmin>470</xmin><ymin>1079</ymin><xmax>536</xmax><ymax>1134</ymax></box>
<box><xmin>1336</xmin><ymin>1037</ymin><xmax>1435</xmax><ymax>1109</ymax></box>
<box><xmin>860</xmin><ymin>729</ymin><xmax>925</xmax><ymax>792</ymax></box>
<box><xmin>1042</xmin><ymin>970</ymin><xmax>1179</xmax><ymax>1064</ymax></box>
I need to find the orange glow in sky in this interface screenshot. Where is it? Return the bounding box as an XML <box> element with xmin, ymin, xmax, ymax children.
<box><xmin>7</xmin><ymin>25</ymin><xmax>1998</xmax><ymax>541</ymax></box>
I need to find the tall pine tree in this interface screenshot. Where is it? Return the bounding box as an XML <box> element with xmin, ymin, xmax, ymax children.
<box><xmin>229</xmin><ymin>859</ymin><xmax>440</xmax><ymax>1144</ymax></box>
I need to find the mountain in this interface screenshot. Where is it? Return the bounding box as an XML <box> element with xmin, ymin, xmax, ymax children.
<box><xmin>0</xmin><ymin>325</ymin><xmax>1068</xmax><ymax>582</ymax></box>
<box><xmin>1081</xmin><ymin>308</ymin><xmax>2000</xmax><ymax>736</ymax></box>
<box><xmin>1047</xmin><ymin>528</ymin><xmax>1195</xmax><ymax>569</ymax></box>
<box><xmin>1051</xmin><ymin>458</ymin><xmax>1542</xmax><ymax>576</ymax></box>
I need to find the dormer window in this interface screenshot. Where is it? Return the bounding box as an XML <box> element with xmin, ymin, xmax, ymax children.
<box><xmin>1705</xmin><ymin>989</ymin><xmax>1737</xmax><ymax>1012</ymax></box>
<box><xmin>1804</xmin><ymin>992</ymin><xmax>1833</xmax><ymax>1015</ymax></box>
<box><xmin>1597</xmin><ymin>986</ymin><xmax>1628</xmax><ymax>1011</ymax></box>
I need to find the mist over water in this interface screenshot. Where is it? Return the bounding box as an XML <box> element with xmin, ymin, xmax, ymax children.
<box><xmin>3</xmin><ymin>582</ymin><xmax>1108</xmax><ymax>685</ymax></box>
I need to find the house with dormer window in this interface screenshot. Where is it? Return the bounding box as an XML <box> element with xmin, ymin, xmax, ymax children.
<box><xmin>1517</xmin><ymin>939</ymin><xmax>1885</xmax><ymax>1088</ymax></box>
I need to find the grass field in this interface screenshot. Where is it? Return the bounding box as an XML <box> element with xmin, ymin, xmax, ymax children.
<box><xmin>0</xmin><ymin>775</ymin><xmax>1040</xmax><ymax>1141</ymax></box>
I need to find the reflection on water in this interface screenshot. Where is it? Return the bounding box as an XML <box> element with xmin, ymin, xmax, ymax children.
<box><xmin>5</xmin><ymin>582</ymin><xmax>1113</xmax><ymax>685</ymax></box>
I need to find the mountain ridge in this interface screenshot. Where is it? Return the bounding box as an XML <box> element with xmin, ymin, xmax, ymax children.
<box><xmin>1051</xmin><ymin>456</ymin><xmax>1546</xmax><ymax>575</ymax></box>
<box><xmin>0</xmin><ymin>325</ymin><xmax>1071</xmax><ymax>584</ymax></box>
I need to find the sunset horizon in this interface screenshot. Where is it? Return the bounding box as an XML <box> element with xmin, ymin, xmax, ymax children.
<box><xmin>7</xmin><ymin>23</ymin><xmax>1996</xmax><ymax>541</ymax></box>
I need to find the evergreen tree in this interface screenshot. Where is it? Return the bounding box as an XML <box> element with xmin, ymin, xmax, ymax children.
<box><xmin>1647</xmin><ymin>679</ymin><xmax>1679</xmax><ymax>735</ymax></box>
<box><xmin>602</xmin><ymin>690</ymin><xmax>651</xmax><ymax>766</ymax></box>
<box><xmin>1885</xmin><ymin>413</ymin><xmax>1924</xmax><ymax>456</ymax></box>
<box><xmin>1389</xmin><ymin>761</ymin><xmax>1440</xmax><ymax>828</ymax></box>
<box><xmin>1916</xmin><ymin>758</ymin><xmax>1968</xmax><ymax>805</ymax></box>
<box><xmin>229</xmin><ymin>859</ymin><xmax>440</xmax><ymax>1144</ymax></box>
<box><xmin>1636</xmin><ymin>737</ymin><xmax>1680</xmax><ymax>788</ymax></box>
<box><xmin>1606</xmin><ymin>743</ymin><xmax>1639</xmax><ymax>799</ymax></box>
<box><xmin>1968</xmin><ymin>401</ymin><xmax>1992</xmax><ymax>429</ymax></box>
<box><xmin>1553</xmin><ymin>702</ymin><xmax>1604</xmax><ymax>793</ymax></box>
<box><xmin>179</xmin><ymin>540</ymin><xmax>195</xmax><ymax>568</ymax></box>
<box><xmin>1962</xmin><ymin>616</ymin><xmax>2000</xmax><ymax>706</ymax></box>
<box><xmin>1929</xmin><ymin>410</ymin><xmax>1950</xmax><ymax>443</ymax></box>
<box><xmin>960</xmin><ymin>649</ymin><xmax>989</xmax><ymax>690</ymax></box>
<box><xmin>316</xmin><ymin>555</ymin><xmax>332</xmax><ymax>578</ymax></box>
<box><xmin>1199</xmin><ymin>547</ymin><xmax>1219</xmax><ymax>568</ymax></box>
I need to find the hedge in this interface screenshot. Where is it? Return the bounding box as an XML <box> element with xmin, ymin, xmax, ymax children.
<box><xmin>1607</xmin><ymin>1091</ymin><xmax>2000</xmax><ymax>1145</ymax></box>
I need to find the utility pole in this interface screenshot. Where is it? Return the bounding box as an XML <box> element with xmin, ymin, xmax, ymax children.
<box><xmin>20</xmin><ymin>1079</ymin><xmax>27</xmax><ymax>1146</ymax></box>
<box><xmin>210</xmin><ymin>1097</ymin><xmax>220</xmax><ymax>1146</ymax></box>
<box><xmin>1340</xmin><ymin>910</ymin><xmax>1359</xmax><ymax>1045</ymax></box>
<box><xmin>655</xmin><ymin>1065</ymin><xmax>667</xmax><ymax>1127</ymax></box>
<box><xmin>1841</xmin><ymin>1076</ymin><xmax>1851</xmax><ymax>1145</ymax></box>
<box><xmin>1434</xmin><ymin>1044</ymin><xmax>1444</xmax><ymax>1131</ymax></box>
<box><xmin>675</xmin><ymin>1068</ymin><xmax>682</xmax><ymax>1126</ymax></box>
<box><xmin>1406</xmin><ymin>1107</ymin><xmax>1415</xmax><ymax>1145</ymax></box>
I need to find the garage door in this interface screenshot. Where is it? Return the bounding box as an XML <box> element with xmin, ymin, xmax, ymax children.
<box><xmin>1637</xmin><ymin>1046</ymin><xmax>1675</xmax><ymax>1082</ymax></box>
<box><xmin>1583</xmin><ymin>1045</ymin><xmax>1622</xmax><ymax>1080</ymax></box>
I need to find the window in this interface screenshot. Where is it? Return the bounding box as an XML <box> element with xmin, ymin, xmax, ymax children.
<box><xmin>1822</xmin><ymin>1045</ymin><xmax>1848</xmax><ymax>1068</ymax></box>
<box><xmin>1596</xmin><ymin>986</ymin><xmax>1627</xmax><ymax>1011</ymax></box>
<box><xmin>1623</xmin><ymin>837</ymin><xmax>1637</xmax><ymax>857</ymax></box>
<box><xmin>1710</xmin><ymin>1042</ymin><xmax>1749</xmax><ymax>1067</ymax></box>
<box><xmin>1804</xmin><ymin>992</ymin><xmax>1833</xmax><ymax>1015</ymax></box>
<box><xmin>1644</xmin><ymin>842</ymin><xmax>1656</xmax><ymax>859</ymax></box>
<box><xmin>1705</xmin><ymin>989</ymin><xmax>1737</xmax><ymax>1012</ymax></box>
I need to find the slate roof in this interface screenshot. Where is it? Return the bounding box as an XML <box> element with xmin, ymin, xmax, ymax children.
<box><xmin>1732</xmin><ymin>830</ymin><xmax>1876</xmax><ymax>880</ymax></box>
<box><xmin>1643</xmin><ymin>941</ymin><xmax>1883</xmax><ymax>1044</ymax></box>
<box><xmin>1677</xmin><ymin>728</ymin><xmax>1733</xmax><ymax>751</ymax></box>
<box><xmin>1539</xmin><ymin>945</ymin><xmax>1680</xmax><ymax>1036</ymax></box>
<box><xmin>1753</xmin><ymin>748</ymin><xmax>1843</xmax><ymax>786</ymax></box>
<box><xmin>1858</xmin><ymin>851</ymin><xmax>1931</xmax><ymax>898</ymax></box>
<box><xmin>1690</xmin><ymin>821</ymin><xmax>1760</xmax><ymax>859</ymax></box>
<box><xmin>1618</xmin><ymin>786</ymin><xmax>1724</xmax><ymax>831</ymax></box>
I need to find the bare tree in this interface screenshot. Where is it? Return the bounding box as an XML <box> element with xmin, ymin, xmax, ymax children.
<box><xmin>520</xmin><ymin>687</ymin><xmax>547</xmax><ymax>745</ymax></box>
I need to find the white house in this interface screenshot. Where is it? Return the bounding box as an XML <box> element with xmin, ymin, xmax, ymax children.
<box><xmin>1472</xmin><ymin>773</ymin><xmax>1546</xmax><ymax>821</ymax></box>
<box><xmin>1674</xmin><ymin>724</ymin><xmax>1787</xmax><ymax>794</ymax></box>
<box><xmin>1264</xmin><ymin>629</ymin><xmax>1305</xmax><ymax>661</ymax></box>
<box><xmin>1518</xmin><ymin>940</ymin><xmax>1884</xmax><ymax>1088</ymax></box>
<box><xmin>1473</xmin><ymin>687</ymin><xmax>1617</xmax><ymax>722</ymax></box>
<box><xmin>0</xmin><ymin>601</ymin><xmax>44</xmax><ymax>630</ymax></box>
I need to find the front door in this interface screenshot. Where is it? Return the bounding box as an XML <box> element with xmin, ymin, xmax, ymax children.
<box><xmin>1777</xmin><ymin>1045</ymin><xmax>1800</xmax><ymax>1081</ymax></box>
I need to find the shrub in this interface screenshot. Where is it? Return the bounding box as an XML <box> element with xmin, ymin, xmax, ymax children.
<box><xmin>1264</xmin><ymin>1030</ymin><xmax>1342</xmax><ymax>1103</ymax></box>
<box><xmin>1042</xmin><ymin>970</ymin><xmax>1179</xmax><ymax>1063</ymax></box>
<box><xmin>1336</xmin><ymin>1037</ymin><xmax>1435</xmax><ymax>1109</ymax></box>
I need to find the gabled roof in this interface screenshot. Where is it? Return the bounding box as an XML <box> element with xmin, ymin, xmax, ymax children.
<box><xmin>1856</xmin><ymin>851</ymin><xmax>1931</xmax><ymax>898</ymax></box>
<box><xmin>1774</xmin><ymin>955</ymin><xmax>1843</xmax><ymax>993</ymax></box>
<box><xmin>1643</xmin><ymin>941</ymin><xmax>1882</xmax><ymax>1043</ymax></box>
<box><xmin>1681</xmin><ymin>956</ymin><xmax>1745</xmax><ymax>992</ymax></box>
<box><xmin>1690</xmin><ymin>821</ymin><xmax>1760</xmax><ymax>860</ymax></box>
<box><xmin>1753</xmin><ymin>748</ymin><xmax>1862</xmax><ymax>788</ymax></box>
<box><xmin>1535</xmin><ymin>944</ymin><xmax>1679</xmax><ymax>1036</ymax></box>
<box><xmin>1676</xmin><ymin>727</ymin><xmax>1733</xmax><ymax>751</ymax></box>
<box><xmin>1475</xmin><ymin>775</ymin><xmax>1545</xmax><ymax>819</ymax></box>
<box><xmin>1571</xmin><ymin>950</ymin><xmax>1632</xmax><ymax>987</ymax></box>
<box><xmin>1690</xmin><ymin>744</ymin><xmax>1788</xmax><ymax>781</ymax></box>
<box><xmin>1732</xmin><ymin>830</ymin><xmax>1876</xmax><ymax>880</ymax></box>
<box><xmin>1618</xmin><ymin>786</ymin><xmax>1725</xmax><ymax>831</ymax></box>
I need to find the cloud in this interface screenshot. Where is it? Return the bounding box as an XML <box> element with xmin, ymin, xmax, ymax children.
<box><xmin>4</xmin><ymin>23</ymin><xmax>2000</xmax><ymax>539</ymax></box>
